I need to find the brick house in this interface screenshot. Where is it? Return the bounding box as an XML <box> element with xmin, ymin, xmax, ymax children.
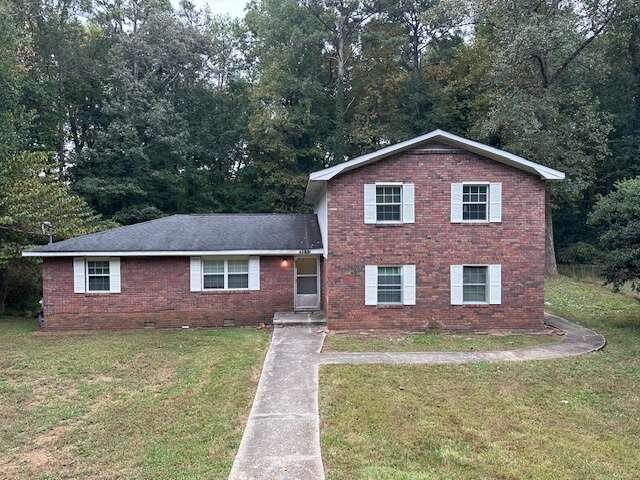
<box><xmin>24</xmin><ymin>130</ymin><xmax>564</xmax><ymax>331</ymax></box>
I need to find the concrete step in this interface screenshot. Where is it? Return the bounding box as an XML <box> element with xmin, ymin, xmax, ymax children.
<box><xmin>273</xmin><ymin>311</ymin><xmax>326</xmax><ymax>326</ymax></box>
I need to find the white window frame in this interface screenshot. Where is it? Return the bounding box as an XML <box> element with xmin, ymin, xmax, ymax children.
<box><xmin>85</xmin><ymin>257</ymin><xmax>112</xmax><ymax>293</ymax></box>
<box><xmin>201</xmin><ymin>257</ymin><xmax>250</xmax><ymax>291</ymax></box>
<box><xmin>461</xmin><ymin>182</ymin><xmax>490</xmax><ymax>223</ymax></box>
<box><xmin>462</xmin><ymin>264</ymin><xmax>489</xmax><ymax>304</ymax></box>
<box><xmin>375</xmin><ymin>182</ymin><xmax>403</xmax><ymax>224</ymax></box>
<box><xmin>377</xmin><ymin>265</ymin><xmax>403</xmax><ymax>305</ymax></box>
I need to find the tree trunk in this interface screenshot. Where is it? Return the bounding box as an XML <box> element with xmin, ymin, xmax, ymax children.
<box><xmin>333</xmin><ymin>13</ymin><xmax>346</xmax><ymax>165</ymax></box>
<box><xmin>629</xmin><ymin>17</ymin><xmax>640</xmax><ymax>131</ymax></box>
<box><xmin>545</xmin><ymin>188</ymin><xmax>558</xmax><ymax>276</ymax></box>
<box><xmin>0</xmin><ymin>269</ymin><xmax>8</xmax><ymax>315</ymax></box>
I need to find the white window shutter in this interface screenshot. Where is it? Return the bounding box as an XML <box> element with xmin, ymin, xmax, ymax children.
<box><xmin>489</xmin><ymin>183</ymin><xmax>502</xmax><ymax>223</ymax></box>
<box><xmin>402</xmin><ymin>264</ymin><xmax>416</xmax><ymax>305</ymax></box>
<box><xmin>365</xmin><ymin>265</ymin><xmax>377</xmax><ymax>306</ymax></box>
<box><xmin>450</xmin><ymin>265</ymin><xmax>463</xmax><ymax>305</ymax></box>
<box><xmin>190</xmin><ymin>257</ymin><xmax>202</xmax><ymax>292</ymax></box>
<box><xmin>249</xmin><ymin>256</ymin><xmax>260</xmax><ymax>290</ymax></box>
<box><xmin>402</xmin><ymin>183</ymin><xmax>415</xmax><ymax>223</ymax></box>
<box><xmin>489</xmin><ymin>264</ymin><xmax>502</xmax><ymax>304</ymax></box>
<box><xmin>109</xmin><ymin>258</ymin><xmax>121</xmax><ymax>293</ymax></box>
<box><xmin>73</xmin><ymin>257</ymin><xmax>86</xmax><ymax>293</ymax></box>
<box><xmin>364</xmin><ymin>184</ymin><xmax>376</xmax><ymax>224</ymax></box>
<box><xmin>451</xmin><ymin>183</ymin><xmax>463</xmax><ymax>223</ymax></box>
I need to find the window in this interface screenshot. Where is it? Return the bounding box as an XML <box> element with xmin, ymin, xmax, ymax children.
<box><xmin>377</xmin><ymin>266</ymin><xmax>402</xmax><ymax>304</ymax></box>
<box><xmin>87</xmin><ymin>260</ymin><xmax>110</xmax><ymax>292</ymax></box>
<box><xmin>203</xmin><ymin>258</ymin><xmax>249</xmax><ymax>290</ymax></box>
<box><xmin>203</xmin><ymin>260</ymin><xmax>225</xmax><ymax>289</ymax></box>
<box><xmin>462</xmin><ymin>184</ymin><xmax>488</xmax><ymax>221</ymax></box>
<box><xmin>376</xmin><ymin>185</ymin><xmax>402</xmax><ymax>222</ymax></box>
<box><xmin>227</xmin><ymin>260</ymin><xmax>249</xmax><ymax>289</ymax></box>
<box><xmin>463</xmin><ymin>266</ymin><xmax>488</xmax><ymax>303</ymax></box>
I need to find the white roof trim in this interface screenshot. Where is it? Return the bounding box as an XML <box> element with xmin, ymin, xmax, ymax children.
<box><xmin>309</xmin><ymin>129</ymin><xmax>565</xmax><ymax>182</ymax></box>
<box><xmin>22</xmin><ymin>249</ymin><xmax>324</xmax><ymax>258</ymax></box>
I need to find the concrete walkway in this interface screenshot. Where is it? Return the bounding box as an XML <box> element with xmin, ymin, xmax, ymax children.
<box><xmin>320</xmin><ymin>314</ymin><xmax>606</xmax><ymax>365</ymax></box>
<box><xmin>228</xmin><ymin>314</ymin><xmax>605</xmax><ymax>479</ymax></box>
<box><xmin>228</xmin><ymin>325</ymin><xmax>326</xmax><ymax>480</ymax></box>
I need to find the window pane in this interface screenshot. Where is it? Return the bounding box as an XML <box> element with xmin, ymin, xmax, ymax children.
<box><xmin>228</xmin><ymin>260</ymin><xmax>248</xmax><ymax>273</ymax></box>
<box><xmin>378</xmin><ymin>266</ymin><xmax>401</xmax><ymax>276</ymax></box>
<box><xmin>378</xmin><ymin>288</ymin><xmax>402</xmax><ymax>303</ymax></box>
<box><xmin>295</xmin><ymin>258</ymin><xmax>317</xmax><ymax>275</ymax></box>
<box><xmin>376</xmin><ymin>186</ymin><xmax>401</xmax><ymax>204</ymax></box>
<box><xmin>462</xmin><ymin>185</ymin><xmax>488</xmax><ymax>220</ymax></box>
<box><xmin>203</xmin><ymin>260</ymin><xmax>224</xmax><ymax>274</ymax></box>
<box><xmin>228</xmin><ymin>274</ymin><xmax>248</xmax><ymax>289</ymax></box>
<box><xmin>297</xmin><ymin>276</ymin><xmax>317</xmax><ymax>294</ymax></box>
<box><xmin>377</xmin><ymin>267</ymin><xmax>402</xmax><ymax>303</ymax></box>
<box><xmin>88</xmin><ymin>275</ymin><xmax>110</xmax><ymax>291</ymax></box>
<box><xmin>376</xmin><ymin>204</ymin><xmax>401</xmax><ymax>221</ymax></box>
<box><xmin>463</xmin><ymin>203</ymin><xmax>487</xmax><ymax>220</ymax></box>
<box><xmin>463</xmin><ymin>266</ymin><xmax>487</xmax><ymax>302</ymax></box>
<box><xmin>463</xmin><ymin>266</ymin><xmax>486</xmax><ymax>284</ymax></box>
<box><xmin>204</xmin><ymin>274</ymin><xmax>224</xmax><ymax>289</ymax></box>
<box><xmin>378</xmin><ymin>273</ymin><xmax>401</xmax><ymax>285</ymax></box>
<box><xmin>88</xmin><ymin>261</ymin><xmax>109</xmax><ymax>275</ymax></box>
<box><xmin>463</xmin><ymin>285</ymin><xmax>486</xmax><ymax>302</ymax></box>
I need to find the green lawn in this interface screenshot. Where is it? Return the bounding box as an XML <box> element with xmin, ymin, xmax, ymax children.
<box><xmin>323</xmin><ymin>330</ymin><xmax>558</xmax><ymax>353</ymax></box>
<box><xmin>320</xmin><ymin>276</ymin><xmax>640</xmax><ymax>480</ymax></box>
<box><xmin>0</xmin><ymin>319</ymin><xmax>269</xmax><ymax>480</ymax></box>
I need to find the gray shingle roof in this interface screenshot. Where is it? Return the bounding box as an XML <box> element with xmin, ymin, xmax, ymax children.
<box><xmin>27</xmin><ymin>214</ymin><xmax>323</xmax><ymax>253</ymax></box>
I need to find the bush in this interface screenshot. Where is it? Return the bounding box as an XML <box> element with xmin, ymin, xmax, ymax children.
<box><xmin>558</xmin><ymin>242</ymin><xmax>602</xmax><ymax>265</ymax></box>
<box><xmin>588</xmin><ymin>177</ymin><xmax>640</xmax><ymax>291</ymax></box>
<box><xmin>3</xmin><ymin>259</ymin><xmax>41</xmax><ymax>314</ymax></box>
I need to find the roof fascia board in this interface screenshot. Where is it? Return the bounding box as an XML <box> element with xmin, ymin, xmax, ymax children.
<box><xmin>308</xmin><ymin>129</ymin><xmax>565</xmax><ymax>182</ymax></box>
<box><xmin>23</xmin><ymin>249</ymin><xmax>325</xmax><ymax>258</ymax></box>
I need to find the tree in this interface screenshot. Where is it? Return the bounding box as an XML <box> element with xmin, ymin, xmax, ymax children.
<box><xmin>592</xmin><ymin>0</ymin><xmax>640</xmax><ymax>193</ymax></box>
<box><xmin>470</xmin><ymin>0</ymin><xmax>617</xmax><ymax>275</ymax></box>
<box><xmin>302</xmin><ymin>0</ymin><xmax>379</xmax><ymax>164</ymax></box>
<box><xmin>174</xmin><ymin>12</ymin><xmax>253</xmax><ymax>213</ymax></box>
<box><xmin>0</xmin><ymin>152</ymin><xmax>111</xmax><ymax>312</ymax></box>
<box><xmin>383</xmin><ymin>0</ymin><xmax>468</xmax><ymax>135</ymax></box>
<box><xmin>588</xmin><ymin>177</ymin><xmax>640</xmax><ymax>290</ymax></box>
<box><xmin>244</xmin><ymin>0</ymin><xmax>333</xmax><ymax>211</ymax></box>
<box><xmin>72</xmin><ymin>0</ymin><xmax>200</xmax><ymax>223</ymax></box>
<box><xmin>12</xmin><ymin>0</ymin><xmax>101</xmax><ymax>175</ymax></box>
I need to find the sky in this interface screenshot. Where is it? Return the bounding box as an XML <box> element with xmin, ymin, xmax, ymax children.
<box><xmin>177</xmin><ymin>0</ymin><xmax>250</xmax><ymax>17</ymax></box>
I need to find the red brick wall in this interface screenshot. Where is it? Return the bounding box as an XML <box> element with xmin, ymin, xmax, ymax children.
<box><xmin>325</xmin><ymin>149</ymin><xmax>546</xmax><ymax>331</ymax></box>
<box><xmin>42</xmin><ymin>256</ymin><xmax>295</xmax><ymax>330</ymax></box>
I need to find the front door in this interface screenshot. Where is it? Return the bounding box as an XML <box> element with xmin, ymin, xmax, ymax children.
<box><xmin>294</xmin><ymin>257</ymin><xmax>320</xmax><ymax>311</ymax></box>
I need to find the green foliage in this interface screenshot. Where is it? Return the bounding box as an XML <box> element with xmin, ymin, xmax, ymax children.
<box><xmin>588</xmin><ymin>177</ymin><xmax>640</xmax><ymax>290</ymax></box>
<box><xmin>1</xmin><ymin>0</ymin><xmax>640</xmax><ymax>303</ymax></box>
<box><xmin>557</xmin><ymin>242</ymin><xmax>602</xmax><ymax>265</ymax></box>
<box><xmin>0</xmin><ymin>152</ymin><xmax>112</xmax><ymax>262</ymax></box>
<box><xmin>470</xmin><ymin>0</ymin><xmax>613</xmax><ymax>206</ymax></box>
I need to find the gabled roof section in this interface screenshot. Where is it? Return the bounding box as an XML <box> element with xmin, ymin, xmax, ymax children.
<box><xmin>305</xmin><ymin>129</ymin><xmax>564</xmax><ymax>202</ymax></box>
<box><xmin>23</xmin><ymin>214</ymin><xmax>323</xmax><ymax>256</ymax></box>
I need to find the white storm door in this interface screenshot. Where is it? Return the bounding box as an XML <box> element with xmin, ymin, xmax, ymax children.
<box><xmin>294</xmin><ymin>257</ymin><xmax>320</xmax><ymax>310</ymax></box>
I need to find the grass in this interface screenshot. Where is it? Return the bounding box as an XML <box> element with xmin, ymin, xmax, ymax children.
<box><xmin>320</xmin><ymin>276</ymin><xmax>640</xmax><ymax>480</ymax></box>
<box><xmin>323</xmin><ymin>331</ymin><xmax>558</xmax><ymax>353</ymax></box>
<box><xmin>0</xmin><ymin>319</ymin><xmax>269</xmax><ymax>480</ymax></box>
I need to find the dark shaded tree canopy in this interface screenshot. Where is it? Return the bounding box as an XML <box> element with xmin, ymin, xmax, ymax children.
<box><xmin>1</xmin><ymin>0</ymin><xmax>639</xmax><ymax>309</ymax></box>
